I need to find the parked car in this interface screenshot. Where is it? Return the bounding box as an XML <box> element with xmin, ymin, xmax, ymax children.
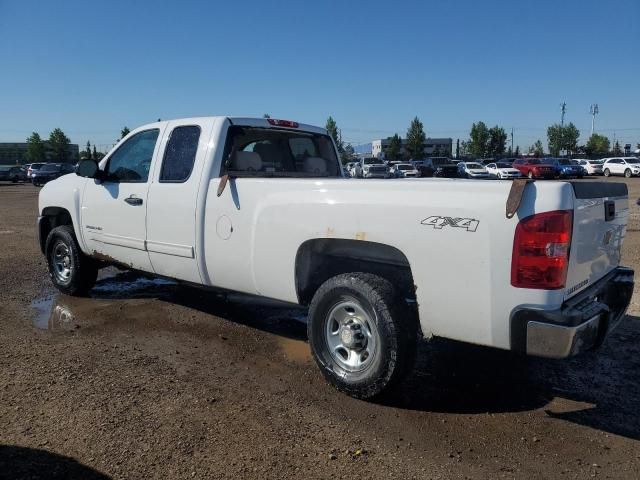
<box><xmin>355</xmin><ymin>157</ymin><xmax>389</xmax><ymax>178</ymax></box>
<box><xmin>27</xmin><ymin>162</ymin><xmax>46</xmax><ymax>178</ymax></box>
<box><xmin>575</xmin><ymin>159</ymin><xmax>604</xmax><ymax>176</ymax></box>
<box><xmin>31</xmin><ymin>163</ymin><xmax>76</xmax><ymax>186</ymax></box>
<box><xmin>0</xmin><ymin>166</ymin><xmax>28</xmax><ymax>182</ymax></box>
<box><xmin>485</xmin><ymin>162</ymin><xmax>523</xmax><ymax>179</ymax></box>
<box><xmin>390</xmin><ymin>163</ymin><xmax>419</xmax><ymax>178</ymax></box>
<box><xmin>548</xmin><ymin>158</ymin><xmax>585</xmax><ymax>178</ymax></box>
<box><xmin>457</xmin><ymin>161</ymin><xmax>489</xmax><ymax>179</ymax></box>
<box><xmin>418</xmin><ymin>157</ymin><xmax>458</xmax><ymax>178</ymax></box>
<box><xmin>602</xmin><ymin>157</ymin><xmax>640</xmax><ymax>178</ymax></box>
<box><xmin>37</xmin><ymin>116</ymin><xmax>634</xmax><ymax>400</ymax></box>
<box><xmin>512</xmin><ymin>158</ymin><xmax>556</xmax><ymax>179</ymax></box>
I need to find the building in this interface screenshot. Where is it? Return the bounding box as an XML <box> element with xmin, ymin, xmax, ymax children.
<box><xmin>0</xmin><ymin>142</ymin><xmax>80</xmax><ymax>165</ymax></box>
<box><xmin>371</xmin><ymin>137</ymin><xmax>453</xmax><ymax>160</ymax></box>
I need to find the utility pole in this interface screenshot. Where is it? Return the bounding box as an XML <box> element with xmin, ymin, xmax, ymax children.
<box><xmin>590</xmin><ymin>104</ymin><xmax>599</xmax><ymax>136</ymax></box>
<box><xmin>560</xmin><ymin>102</ymin><xmax>567</xmax><ymax>126</ymax></box>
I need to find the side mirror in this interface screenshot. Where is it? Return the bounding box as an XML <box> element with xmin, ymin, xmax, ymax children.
<box><xmin>76</xmin><ymin>159</ymin><xmax>100</xmax><ymax>179</ymax></box>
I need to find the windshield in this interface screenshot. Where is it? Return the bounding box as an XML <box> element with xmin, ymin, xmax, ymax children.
<box><xmin>466</xmin><ymin>163</ymin><xmax>483</xmax><ymax>169</ymax></box>
<box><xmin>528</xmin><ymin>159</ymin><xmax>541</xmax><ymax>165</ymax></box>
<box><xmin>431</xmin><ymin>159</ymin><xmax>450</xmax><ymax>166</ymax></box>
<box><xmin>363</xmin><ymin>158</ymin><xmax>380</xmax><ymax>165</ymax></box>
<box><xmin>0</xmin><ymin>166</ymin><xmax>11</xmax><ymax>172</ymax></box>
<box><xmin>30</xmin><ymin>163</ymin><xmax>44</xmax><ymax>170</ymax></box>
<box><xmin>496</xmin><ymin>163</ymin><xmax>512</xmax><ymax>168</ymax></box>
<box><xmin>40</xmin><ymin>164</ymin><xmax>60</xmax><ymax>172</ymax></box>
<box><xmin>558</xmin><ymin>159</ymin><xmax>571</xmax><ymax>165</ymax></box>
<box><xmin>626</xmin><ymin>158</ymin><xmax>640</xmax><ymax>164</ymax></box>
<box><xmin>398</xmin><ymin>164</ymin><xmax>413</xmax><ymax>170</ymax></box>
<box><xmin>223</xmin><ymin>126</ymin><xmax>340</xmax><ymax>177</ymax></box>
<box><xmin>589</xmin><ymin>160</ymin><xmax>603</xmax><ymax>165</ymax></box>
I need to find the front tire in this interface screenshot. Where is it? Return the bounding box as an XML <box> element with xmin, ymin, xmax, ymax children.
<box><xmin>45</xmin><ymin>225</ymin><xmax>98</xmax><ymax>296</ymax></box>
<box><xmin>625</xmin><ymin>169</ymin><xmax>632</xmax><ymax>178</ymax></box>
<box><xmin>604</xmin><ymin>168</ymin><xmax>611</xmax><ymax>177</ymax></box>
<box><xmin>307</xmin><ymin>273</ymin><xmax>417</xmax><ymax>399</ymax></box>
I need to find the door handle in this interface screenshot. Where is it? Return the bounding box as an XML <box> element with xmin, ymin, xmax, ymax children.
<box><xmin>124</xmin><ymin>196</ymin><xmax>143</xmax><ymax>206</ymax></box>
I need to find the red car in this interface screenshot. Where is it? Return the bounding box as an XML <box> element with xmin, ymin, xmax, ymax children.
<box><xmin>512</xmin><ymin>158</ymin><xmax>556</xmax><ymax>179</ymax></box>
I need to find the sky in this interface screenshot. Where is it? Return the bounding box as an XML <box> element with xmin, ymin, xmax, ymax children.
<box><xmin>0</xmin><ymin>0</ymin><xmax>638</xmax><ymax>152</ymax></box>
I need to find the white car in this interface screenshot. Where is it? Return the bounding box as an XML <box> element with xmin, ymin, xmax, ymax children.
<box><xmin>575</xmin><ymin>159</ymin><xmax>604</xmax><ymax>176</ymax></box>
<box><xmin>37</xmin><ymin>116</ymin><xmax>634</xmax><ymax>399</ymax></box>
<box><xmin>485</xmin><ymin>162</ymin><xmax>523</xmax><ymax>179</ymax></box>
<box><xmin>390</xmin><ymin>163</ymin><xmax>419</xmax><ymax>178</ymax></box>
<box><xmin>457</xmin><ymin>161</ymin><xmax>489</xmax><ymax>179</ymax></box>
<box><xmin>602</xmin><ymin>157</ymin><xmax>640</xmax><ymax>178</ymax></box>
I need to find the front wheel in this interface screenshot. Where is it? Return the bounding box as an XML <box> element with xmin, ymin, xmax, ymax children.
<box><xmin>307</xmin><ymin>273</ymin><xmax>417</xmax><ymax>399</ymax></box>
<box><xmin>604</xmin><ymin>168</ymin><xmax>611</xmax><ymax>177</ymax></box>
<box><xmin>45</xmin><ymin>225</ymin><xmax>98</xmax><ymax>296</ymax></box>
<box><xmin>625</xmin><ymin>169</ymin><xmax>632</xmax><ymax>178</ymax></box>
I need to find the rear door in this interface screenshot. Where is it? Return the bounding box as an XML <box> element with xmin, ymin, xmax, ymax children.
<box><xmin>146</xmin><ymin>119</ymin><xmax>213</xmax><ymax>283</ymax></box>
<box><xmin>564</xmin><ymin>182</ymin><xmax>629</xmax><ymax>299</ymax></box>
<box><xmin>81</xmin><ymin>127</ymin><xmax>164</xmax><ymax>272</ymax></box>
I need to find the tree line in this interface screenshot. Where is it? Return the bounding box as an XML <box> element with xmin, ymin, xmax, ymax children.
<box><xmin>24</xmin><ymin>126</ymin><xmax>131</xmax><ymax>163</ymax></box>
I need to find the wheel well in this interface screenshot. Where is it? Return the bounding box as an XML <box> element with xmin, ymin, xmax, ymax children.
<box><xmin>39</xmin><ymin>207</ymin><xmax>73</xmax><ymax>254</ymax></box>
<box><xmin>295</xmin><ymin>239</ymin><xmax>416</xmax><ymax>305</ymax></box>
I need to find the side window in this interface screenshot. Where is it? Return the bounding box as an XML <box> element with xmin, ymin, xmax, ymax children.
<box><xmin>105</xmin><ymin>129</ymin><xmax>159</xmax><ymax>183</ymax></box>
<box><xmin>160</xmin><ymin>126</ymin><xmax>201</xmax><ymax>182</ymax></box>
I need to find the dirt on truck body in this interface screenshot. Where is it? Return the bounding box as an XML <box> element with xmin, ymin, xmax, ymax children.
<box><xmin>1</xmin><ymin>181</ymin><xmax>640</xmax><ymax>479</ymax></box>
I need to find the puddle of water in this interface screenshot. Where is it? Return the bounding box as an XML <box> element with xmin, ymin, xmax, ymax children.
<box><xmin>277</xmin><ymin>337</ymin><xmax>311</xmax><ymax>362</ymax></box>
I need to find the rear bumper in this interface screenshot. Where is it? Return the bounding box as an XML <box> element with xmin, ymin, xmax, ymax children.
<box><xmin>510</xmin><ymin>267</ymin><xmax>634</xmax><ymax>359</ymax></box>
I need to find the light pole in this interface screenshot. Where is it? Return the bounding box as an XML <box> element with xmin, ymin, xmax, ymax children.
<box><xmin>590</xmin><ymin>104</ymin><xmax>599</xmax><ymax>136</ymax></box>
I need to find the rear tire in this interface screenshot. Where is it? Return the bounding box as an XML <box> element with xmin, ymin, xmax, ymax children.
<box><xmin>307</xmin><ymin>273</ymin><xmax>417</xmax><ymax>399</ymax></box>
<box><xmin>604</xmin><ymin>168</ymin><xmax>611</xmax><ymax>177</ymax></box>
<box><xmin>625</xmin><ymin>169</ymin><xmax>632</xmax><ymax>178</ymax></box>
<box><xmin>45</xmin><ymin>225</ymin><xmax>98</xmax><ymax>296</ymax></box>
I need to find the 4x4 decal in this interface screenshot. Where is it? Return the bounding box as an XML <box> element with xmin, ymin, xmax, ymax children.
<box><xmin>421</xmin><ymin>216</ymin><xmax>479</xmax><ymax>232</ymax></box>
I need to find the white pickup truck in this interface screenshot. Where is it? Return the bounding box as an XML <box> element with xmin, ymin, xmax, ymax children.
<box><xmin>38</xmin><ymin>116</ymin><xmax>634</xmax><ymax>399</ymax></box>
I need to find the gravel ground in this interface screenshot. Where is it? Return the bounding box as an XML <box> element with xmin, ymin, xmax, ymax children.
<box><xmin>1</xmin><ymin>178</ymin><xmax>639</xmax><ymax>479</ymax></box>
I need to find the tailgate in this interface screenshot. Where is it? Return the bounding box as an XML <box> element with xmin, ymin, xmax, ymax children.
<box><xmin>565</xmin><ymin>181</ymin><xmax>629</xmax><ymax>299</ymax></box>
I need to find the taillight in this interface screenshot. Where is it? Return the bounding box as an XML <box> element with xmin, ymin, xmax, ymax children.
<box><xmin>511</xmin><ymin>210</ymin><xmax>573</xmax><ymax>289</ymax></box>
<box><xmin>267</xmin><ymin>118</ymin><xmax>299</xmax><ymax>128</ymax></box>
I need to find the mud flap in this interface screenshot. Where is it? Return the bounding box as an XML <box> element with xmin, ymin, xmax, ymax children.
<box><xmin>506</xmin><ymin>178</ymin><xmax>534</xmax><ymax>218</ymax></box>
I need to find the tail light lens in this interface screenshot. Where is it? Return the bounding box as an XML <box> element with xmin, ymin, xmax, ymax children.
<box><xmin>511</xmin><ymin>210</ymin><xmax>573</xmax><ymax>289</ymax></box>
<box><xmin>267</xmin><ymin>118</ymin><xmax>299</xmax><ymax>128</ymax></box>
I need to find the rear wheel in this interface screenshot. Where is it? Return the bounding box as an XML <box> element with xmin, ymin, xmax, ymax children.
<box><xmin>308</xmin><ymin>273</ymin><xmax>417</xmax><ymax>399</ymax></box>
<box><xmin>45</xmin><ymin>225</ymin><xmax>98</xmax><ymax>296</ymax></box>
<box><xmin>604</xmin><ymin>168</ymin><xmax>611</xmax><ymax>177</ymax></box>
<box><xmin>625</xmin><ymin>169</ymin><xmax>632</xmax><ymax>178</ymax></box>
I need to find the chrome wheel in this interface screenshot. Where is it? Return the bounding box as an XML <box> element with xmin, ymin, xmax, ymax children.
<box><xmin>325</xmin><ymin>300</ymin><xmax>379</xmax><ymax>372</ymax></box>
<box><xmin>51</xmin><ymin>241</ymin><xmax>73</xmax><ymax>284</ymax></box>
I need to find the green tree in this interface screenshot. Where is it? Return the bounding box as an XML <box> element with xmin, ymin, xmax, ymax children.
<box><xmin>487</xmin><ymin>126</ymin><xmax>507</xmax><ymax>157</ymax></box>
<box><xmin>120</xmin><ymin>126</ymin><xmax>131</xmax><ymax>139</ymax></box>
<box><xmin>25</xmin><ymin>132</ymin><xmax>46</xmax><ymax>163</ymax></box>
<box><xmin>92</xmin><ymin>145</ymin><xmax>98</xmax><ymax>160</ymax></box>
<box><xmin>325</xmin><ymin>116</ymin><xmax>344</xmax><ymax>154</ymax></box>
<box><xmin>82</xmin><ymin>141</ymin><xmax>92</xmax><ymax>160</ymax></box>
<box><xmin>612</xmin><ymin>140</ymin><xmax>622</xmax><ymax>155</ymax></box>
<box><xmin>514</xmin><ymin>146</ymin><xmax>520</xmax><ymax>157</ymax></box>
<box><xmin>405</xmin><ymin>117</ymin><xmax>426</xmax><ymax>160</ymax></box>
<box><xmin>48</xmin><ymin>128</ymin><xmax>70</xmax><ymax>162</ymax></box>
<box><xmin>584</xmin><ymin>133</ymin><xmax>610</xmax><ymax>156</ymax></box>
<box><xmin>469</xmin><ymin>121</ymin><xmax>490</xmax><ymax>158</ymax></box>
<box><xmin>384</xmin><ymin>134</ymin><xmax>403</xmax><ymax>162</ymax></box>
<box><xmin>262</xmin><ymin>114</ymin><xmax>271</xmax><ymax>119</ymax></box>
<box><xmin>343</xmin><ymin>143</ymin><xmax>355</xmax><ymax>164</ymax></box>
<box><xmin>547</xmin><ymin>123</ymin><xmax>580</xmax><ymax>156</ymax></box>
<box><xmin>533</xmin><ymin>139</ymin><xmax>544</xmax><ymax>157</ymax></box>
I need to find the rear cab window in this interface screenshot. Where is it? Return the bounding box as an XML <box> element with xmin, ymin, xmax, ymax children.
<box><xmin>222</xmin><ymin>126</ymin><xmax>340</xmax><ymax>177</ymax></box>
<box><xmin>160</xmin><ymin>125</ymin><xmax>200</xmax><ymax>182</ymax></box>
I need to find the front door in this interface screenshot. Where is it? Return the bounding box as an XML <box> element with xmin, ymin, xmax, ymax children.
<box><xmin>81</xmin><ymin>127</ymin><xmax>163</xmax><ymax>272</ymax></box>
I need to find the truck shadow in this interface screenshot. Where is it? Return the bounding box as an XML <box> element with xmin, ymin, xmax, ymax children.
<box><xmin>0</xmin><ymin>445</ymin><xmax>111</xmax><ymax>479</ymax></box>
<box><xmin>64</xmin><ymin>270</ymin><xmax>640</xmax><ymax>441</ymax></box>
<box><xmin>383</xmin><ymin>315</ymin><xmax>640</xmax><ymax>441</ymax></box>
